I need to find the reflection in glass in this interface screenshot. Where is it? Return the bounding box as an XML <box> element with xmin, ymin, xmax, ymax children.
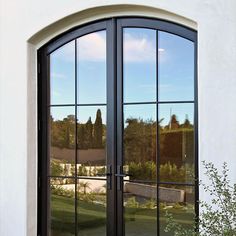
<box><xmin>159</xmin><ymin>32</ymin><xmax>194</xmax><ymax>101</ymax></box>
<box><xmin>77</xmin><ymin>31</ymin><xmax>106</xmax><ymax>104</ymax></box>
<box><xmin>50</xmin><ymin>178</ymin><xmax>75</xmax><ymax>236</ymax></box>
<box><xmin>50</xmin><ymin>41</ymin><xmax>75</xmax><ymax>105</ymax></box>
<box><xmin>77</xmin><ymin>106</ymin><xmax>106</xmax><ymax>177</ymax></box>
<box><xmin>159</xmin><ymin>104</ymin><xmax>194</xmax><ymax>183</ymax></box>
<box><xmin>123</xmin><ymin>28</ymin><xmax>156</xmax><ymax>103</ymax></box>
<box><xmin>50</xmin><ymin>107</ymin><xmax>75</xmax><ymax>176</ymax></box>
<box><xmin>77</xmin><ymin>179</ymin><xmax>106</xmax><ymax>235</ymax></box>
<box><xmin>159</xmin><ymin>185</ymin><xmax>195</xmax><ymax>235</ymax></box>
<box><xmin>123</xmin><ymin>104</ymin><xmax>157</xmax><ymax>235</ymax></box>
<box><xmin>124</xmin><ymin>182</ymin><xmax>157</xmax><ymax>236</ymax></box>
<box><xmin>124</xmin><ymin>104</ymin><xmax>156</xmax><ymax>170</ymax></box>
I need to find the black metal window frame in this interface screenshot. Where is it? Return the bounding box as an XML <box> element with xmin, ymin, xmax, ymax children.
<box><xmin>38</xmin><ymin>17</ymin><xmax>198</xmax><ymax>236</ymax></box>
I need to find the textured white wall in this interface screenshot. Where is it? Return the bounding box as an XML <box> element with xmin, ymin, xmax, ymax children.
<box><xmin>0</xmin><ymin>1</ymin><xmax>236</xmax><ymax>236</ymax></box>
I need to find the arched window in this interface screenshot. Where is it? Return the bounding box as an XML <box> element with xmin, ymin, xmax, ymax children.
<box><xmin>38</xmin><ymin>17</ymin><xmax>198</xmax><ymax>236</ymax></box>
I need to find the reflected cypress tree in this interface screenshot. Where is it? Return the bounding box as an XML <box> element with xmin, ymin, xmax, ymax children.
<box><xmin>85</xmin><ymin>117</ymin><xmax>93</xmax><ymax>148</ymax></box>
<box><xmin>181</xmin><ymin>115</ymin><xmax>193</xmax><ymax>129</ymax></box>
<box><xmin>168</xmin><ymin>114</ymin><xmax>179</xmax><ymax>130</ymax></box>
<box><xmin>78</xmin><ymin>124</ymin><xmax>86</xmax><ymax>149</ymax></box>
<box><xmin>94</xmin><ymin>109</ymin><xmax>103</xmax><ymax>148</ymax></box>
<box><xmin>62</xmin><ymin>115</ymin><xmax>75</xmax><ymax>148</ymax></box>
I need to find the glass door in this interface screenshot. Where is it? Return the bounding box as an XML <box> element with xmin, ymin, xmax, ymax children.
<box><xmin>38</xmin><ymin>18</ymin><xmax>197</xmax><ymax>236</ymax></box>
<box><xmin>38</xmin><ymin>20</ymin><xmax>117</xmax><ymax>236</ymax></box>
<box><xmin>116</xmin><ymin>19</ymin><xmax>197</xmax><ymax>236</ymax></box>
<box><xmin>49</xmin><ymin>29</ymin><xmax>109</xmax><ymax>236</ymax></box>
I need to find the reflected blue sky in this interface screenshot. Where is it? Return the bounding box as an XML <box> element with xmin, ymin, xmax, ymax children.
<box><xmin>51</xmin><ymin>106</ymin><xmax>75</xmax><ymax>121</ymax></box>
<box><xmin>123</xmin><ymin>28</ymin><xmax>156</xmax><ymax>102</ymax></box>
<box><xmin>159</xmin><ymin>31</ymin><xmax>194</xmax><ymax>101</ymax></box>
<box><xmin>50</xmin><ymin>40</ymin><xmax>75</xmax><ymax>105</ymax></box>
<box><xmin>124</xmin><ymin>104</ymin><xmax>156</xmax><ymax>127</ymax></box>
<box><xmin>77</xmin><ymin>31</ymin><xmax>106</xmax><ymax>104</ymax></box>
<box><xmin>50</xmin><ymin>29</ymin><xmax>194</xmax><ymax>126</ymax></box>
<box><xmin>159</xmin><ymin>103</ymin><xmax>194</xmax><ymax>126</ymax></box>
<box><xmin>50</xmin><ymin>106</ymin><xmax>106</xmax><ymax>124</ymax></box>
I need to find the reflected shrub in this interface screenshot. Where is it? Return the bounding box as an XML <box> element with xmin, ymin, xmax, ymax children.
<box><xmin>77</xmin><ymin>165</ymin><xmax>106</xmax><ymax>176</ymax></box>
<box><xmin>51</xmin><ymin>184</ymin><xmax>100</xmax><ymax>203</ymax></box>
<box><xmin>128</xmin><ymin>161</ymin><xmax>194</xmax><ymax>182</ymax></box>
<box><xmin>125</xmin><ymin>197</ymin><xmax>139</xmax><ymax>208</ymax></box>
<box><xmin>78</xmin><ymin>165</ymin><xmax>88</xmax><ymax>176</ymax></box>
<box><xmin>78</xmin><ymin>192</ymin><xmax>96</xmax><ymax>202</ymax></box>
<box><xmin>51</xmin><ymin>185</ymin><xmax>74</xmax><ymax>198</ymax></box>
<box><xmin>160</xmin><ymin>162</ymin><xmax>194</xmax><ymax>183</ymax></box>
<box><xmin>96</xmin><ymin>166</ymin><xmax>106</xmax><ymax>175</ymax></box>
<box><xmin>51</xmin><ymin>161</ymin><xmax>65</xmax><ymax>176</ymax></box>
<box><xmin>142</xmin><ymin>198</ymin><xmax>156</xmax><ymax>209</ymax></box>
<box><xmin>128</xmin><ymin>161</ymin><xmax>156</xmax><ymax>181</ymax></box>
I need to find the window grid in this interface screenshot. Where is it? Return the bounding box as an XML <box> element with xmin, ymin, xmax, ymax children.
<box><xmin>38</xmin><ymin>18</ymin><xmax>198</xmax><ymax>236</ymax></box>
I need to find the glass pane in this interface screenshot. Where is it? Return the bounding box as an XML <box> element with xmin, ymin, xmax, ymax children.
<box><xmin>158</xmin><ymin>32</ymin><xmax>194</xmax><ymax>101</ymax></box>
<box><xmin>77</xmin><ymin>179</ymin><xmax>106</xmax><ymax>235</ymax></box>
<box><xmin>123</xmin><ymin>104</ymin><xmax>157</xmax><ymax>235</ymax></box>
<box><xmin>50</xmin><ymin>178</ymin><xmax>75</xmax><ymax>236</ymax></box>
<box><xmin>123</xmin><ymin>28</ymin><xmax>156</xmax><ymax>103</ymax></box>
<box><xmin>159</xmin><ymin>185</ymin><xmax>195</xmax><ymax>235</ymax></box>
<box><xmin>50</xmin><ymin>107</ymin><xmax>75</xmax><ymax>176</ymax></box>
<box><xmin>124</xmin><ymin>181</ymin><xmax>157</xmax><ymax>236</ymax></box>
<box><xmin>159</xmin><ymin>103</ymin><xmax>194</xmax><ymax>183</ymax></box>
<box><xmin>77</xmin><ymin>106</ymin><xmax>106</xmax><ymax>177</ymax></box>
<box><xmin>50</xmin><ymin>41</ymin><xmax>75</xmax><ymax>105</ymax></box>
<box><xmin>77</xmin><ymin>31</ymin><xmax>106</xmax><ymax>104</ymax></box>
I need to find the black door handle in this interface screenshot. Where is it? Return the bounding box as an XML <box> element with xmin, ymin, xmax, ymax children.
<box><xmin>116</xmin><ymin>166</ymin><xmax>133</xmax><ymax>190</ymax></box>
<box><xmin>115</xmin><ymin>173</ymin><xmax>132</xmax><ymax>177</ymax></box>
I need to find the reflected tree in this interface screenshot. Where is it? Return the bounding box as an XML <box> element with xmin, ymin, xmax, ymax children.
<box><xmin>86</xmin><ymin>117</ymin><xmax>93</xmax><ymax>148</ymax></box>
<box><xmin>94</xmin><ymin>109</ymin><xmax>103</xmax><ymax>148</ymax></box>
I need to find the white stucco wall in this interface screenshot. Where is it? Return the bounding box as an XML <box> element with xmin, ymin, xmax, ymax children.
<box><xmin>0</xmin><ymin>1</ymin><xmax>236</xmax><ymax>236</ymax></box>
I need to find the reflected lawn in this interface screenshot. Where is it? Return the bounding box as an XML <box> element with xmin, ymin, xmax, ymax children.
<box><xmin>51</xmin><ymin>194</ymin><xmax>106</xmax><ymax>235</ymax></box>
<box><xmin>51</xmin><ymin>194</ymin><xmax>194</xmax><ymax>236</ymax></box>
<box><xmin>51</xmin><ymin>195</ymin><xmax>75</xmax><ymax>236</ymax></box>
<box><xmin>125</xmin><ymin>206</ymin><xmax>194</xmax><ymax>236</ymax></box>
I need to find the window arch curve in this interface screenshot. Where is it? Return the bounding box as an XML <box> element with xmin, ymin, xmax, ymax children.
<box><xmin>38</xmin><ymin>17</ymin><xmax>198</xmax><ymax>236</ymax></box>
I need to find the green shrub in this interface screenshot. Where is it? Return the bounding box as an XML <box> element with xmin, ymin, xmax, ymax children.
<box><xmin>50</xmin><ymin>161</ymin><xmax>65</xmax><ymax>176</ymax></box>
<box><xmin>142</xmin><ymin>198</ymin><xmax>156</xmax><ymax>209</ymax></box>
<box><xmin>165</xmin><ymin>162</ymin><xmax>236</xmax><ymax>236</ymax></box>
<box><xmin>128</xmin><ymin>161</ymin><xmax>194</xmax><ymax>183</ymax></box>
<box><xmin>126</xmin><ymin>197</ymin><xmax>139</xmax><ymax>208</ymax></box>
<box><xmin>78</xmin><ymin>165</ymin><xmax>88</xmax><ymax>176</ymax></box>
<box><xmin>78</xmin><ymin>192</ymin><xmax>96</xmax><ymax>202</ymax></box>
<box><xmin>51</xmin><ymin>185</ymin><xmax>74</xmax><ymax>198</ymax></box>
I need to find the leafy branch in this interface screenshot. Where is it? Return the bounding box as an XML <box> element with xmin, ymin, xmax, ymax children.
<box><xmin>165</xmin><ymin>161</ymin><xmax>236</xmax><ymax>236</ymax></box>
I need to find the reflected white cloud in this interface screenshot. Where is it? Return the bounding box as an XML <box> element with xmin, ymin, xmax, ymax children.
<box><xmin>158</xmin><ymin>48</ymin><xmax>165</xmax><ymax>52</ymax></box>
<box><xmin>124</xmin><ymin>32</ymin><xmax>156</xmax><ymax>63</ymax></box>
<box><xmin>52</xmin><ymin>32</ymin><xmax>106</xmax><ymax>62</ymax></box>
<box><xmin>52</xmin><ymin>31</ymin><xmax>164</xmax><ymax>64</ymax></box>
<box><xmin>78</xmin><ymin>31</ymin><xmax>106</xmax><ymax>62</ymax></box>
